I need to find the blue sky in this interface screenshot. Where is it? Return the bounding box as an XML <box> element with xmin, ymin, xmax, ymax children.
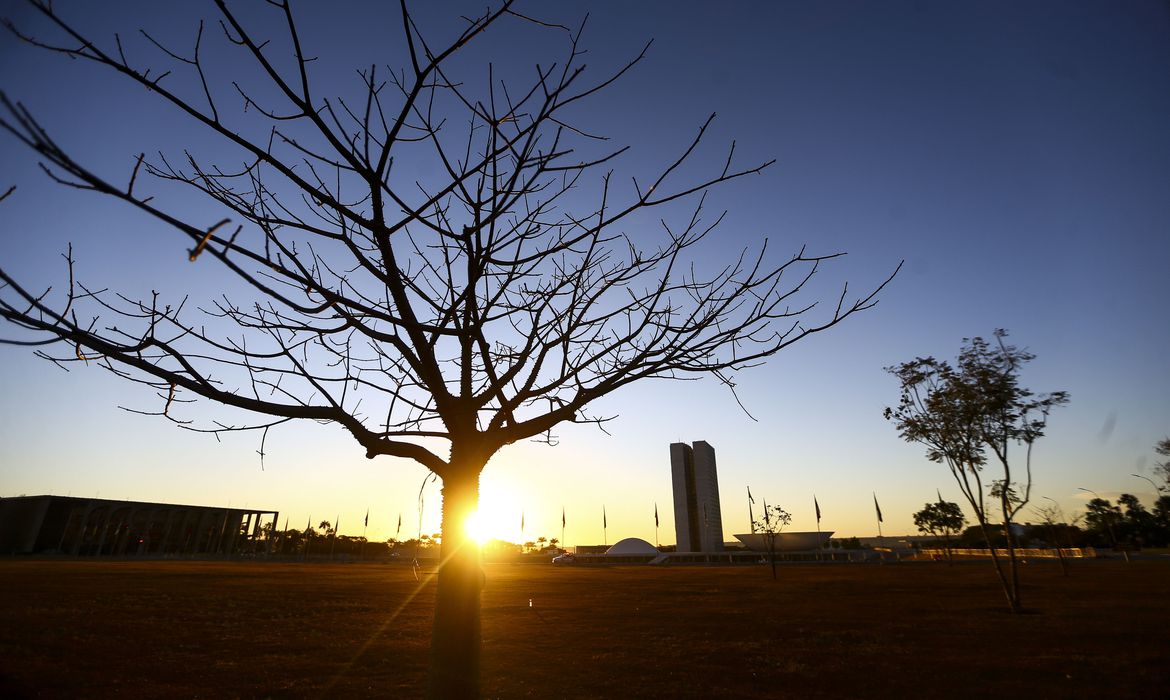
<box><xmin>1</xmin><ymin>1</ymin><xmax>1168</xmax><ymax>544</ymax></box>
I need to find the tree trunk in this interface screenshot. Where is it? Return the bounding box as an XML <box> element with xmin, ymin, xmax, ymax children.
<box><xmin>976</xmin><ymin>520</ymin><xmax>1020</xmax><ymax>613</ymax></box>
<box><xmin>426</xmin><ymin>468</ymin><xmax>483</xmax><ymax>699</ymax></box>
<box><xmin>1002</xmin><ymin>520</ymin><xmax>1022</xmax><ymax>611</ymax></box>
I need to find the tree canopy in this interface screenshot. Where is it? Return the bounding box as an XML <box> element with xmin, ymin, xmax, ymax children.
<box><xmin>885</xmin><ymin>330</ymin><xmax>1068</xmax><ymax>612</ymax></box>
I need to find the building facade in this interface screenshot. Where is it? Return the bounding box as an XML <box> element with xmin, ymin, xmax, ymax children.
<box><xmin>670</xmin><ymin>440</ymin><xmax>724</xmax><ymax>552</ymax></box>
<box><xmin>0</xmin><ymin>495</ymin><xmax>278</xmax><ymax>557</ymax></box>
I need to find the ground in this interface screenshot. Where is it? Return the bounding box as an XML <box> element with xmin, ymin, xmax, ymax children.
<box><xmin>0</xmin><ymin>558</ymin><xmax>1166</xmax><ymax>698</ymax></box>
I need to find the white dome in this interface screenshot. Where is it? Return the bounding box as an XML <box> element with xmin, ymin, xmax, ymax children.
<box><xmin>605</xmin><ymin>537</ymin><xmax>659</xmax><ymax>555</ymax></box>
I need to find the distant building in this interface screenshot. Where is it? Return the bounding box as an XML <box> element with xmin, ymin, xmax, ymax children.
<box><xmin>670</xmin><ymin>440</ymin><xmax>723</xmax><ymax>552</ymax></box>
<box><xmin>734</xmin><ymin>531</ymin><xmax>833</xmax><ymax>552</ymax></box>
<box><xmin>0</xmin><ymin>495</ymin><xmax>278</xmax><ymax>557</ymax></box>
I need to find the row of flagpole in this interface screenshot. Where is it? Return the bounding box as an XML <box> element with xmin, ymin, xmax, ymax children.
<box><xmin>748</xmin><ymin>486</ymin><xmax>887</xmax><ymax>538</ymax></box>
<box><xmin>274</xmin><ymin>487</ymin><xmax>905</xmax><ymax>552</ymax></box>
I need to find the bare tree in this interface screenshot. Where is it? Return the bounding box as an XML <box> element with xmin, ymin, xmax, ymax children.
<box><xmin>1032</xmin><ymin>500</ymin><xmax>1081</xmax><ymax>577</ymax></box>
<box><xmin>753</xmin><ymin>501</ymin><xmax>792</xmax><ymax>580</ymax></box>
<box><xmin>885</xmin><ymin>331</ymin><xmax>1068</xmax><ymax>613</ymax></box>
<box><xmin>0</xmin><ymin>2</ymin><xmax>896</xmax><ymax>696</ymax></box>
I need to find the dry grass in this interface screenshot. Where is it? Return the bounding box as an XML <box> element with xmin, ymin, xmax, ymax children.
<box><xmin>0</xmin><ymin>558</ymin><xmax>1166</xmax><ymax>698</ymax></box>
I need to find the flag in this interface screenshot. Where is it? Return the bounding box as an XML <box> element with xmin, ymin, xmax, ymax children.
<box><xmin>305</xmin><ymin>515</ymin><xmax>312</xmax><ymax>533</ymax></box>
<box><xmin>364</xmin><ymin>508</ymin><xmax>369</xmax><ymax>528</ymax></box>
<box><xmin>562</xmin><ymin>507</ymin><xmax>566</xmax><ymax>528</ymax></box>
<box><xmin>334</xmin><ymin>514</ymin><xmax>340</xmax><ymax>536</ymax></box>
<box><xmin>654</xmin><ymin>503</ymin><xmax>659</xmax><ymax>528</ymax></box>
<box><xmin>521</xmin><ymin>511</ymin><xmax>525</xmax><ymax>533</ymax></box>
<box><xmin>748</xmin><ymin>487</ymin><xmax>756</xmax><ymax>533</ymax></box>
<box><xmin>873</xmin><ymin>494</ymin><xmax>883</xmax><ymax>523</ymax></box>
<box><xmin>814</xmin><ymin>495</ymin><xmax>822</xmax><ymax>523</ymax></box>
<box><xmin>396</xmin><ymin>513</ymin><xmax>402</xmax><ymax>538</ymax></box>
<box><xmin>937</xmin><ymin>488</ymin><xmax>944</xmax><ymax>505</ymax></box>
<box><xmin>603</xmin><ymin>505</ymin><xmax>607</xmax><ymax>530</ymax></box>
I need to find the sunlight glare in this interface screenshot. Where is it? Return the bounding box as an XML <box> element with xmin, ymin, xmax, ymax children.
<box><xmin>464</xmin><ymin>510</ymin><xmax>491</xmax><ymax>546</ymax></box>
<box><xmin>462</xmin><ymin>484</ymin><xmax>525</xmax><ymax>547</ymax></box>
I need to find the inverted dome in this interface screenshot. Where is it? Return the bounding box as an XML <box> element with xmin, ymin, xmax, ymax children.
<box><xmin>605</xmin><ymin>537</ymin><xmax>660</xmax><ymax>556</ymax></box>
<box><xmin>733</xmin><ymin>531</ymin><xmax>834</xmax><ymax>552</ymax></box>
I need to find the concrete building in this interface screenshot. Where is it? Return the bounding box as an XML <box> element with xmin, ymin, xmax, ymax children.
<box><xmin>733</xmin><ymin>531</ymin><xmax>834</xmax><ymax>552</ymax></box>
<box><xmin>670</xmin><ymin>440</ymin><xmax>723</xmax><ymax>552</ymax></box>
<box><xmin>0</xmin><ymin>495</ymin><xmax>278</xmax><ymax>557</ymax></box>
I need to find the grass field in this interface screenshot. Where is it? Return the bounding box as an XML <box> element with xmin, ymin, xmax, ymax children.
<box><xmin>0</xmin><ymin>558</ymin><xmax>1166</xmax><ymax>698</ymax></box>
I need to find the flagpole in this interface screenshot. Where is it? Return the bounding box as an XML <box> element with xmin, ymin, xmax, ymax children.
<box><xmin>603</xmin><ymin>505</ymin><xmax>607</xmax><ymax>547</ymax></box>
<box><xmin>814</xmin><ymin>495</ymin><xmax>822</xmax><ymax>562</ymax></box>
<box><xmin>330</xmin><ymin>514</ymin><xmax>339</xmax><ymax>559</ymax></box>
<box><xmin>361</xmin><ymin>508</ymin><xmax>369</xmax><ymax>561</ymax></box>
<box><xmin>747</xmin><ymin>486</ymin><xmax>756</xmax><ymax>534</ymax></box>
<box><xmin>304</xmin><ymin>515</ymin><xmax>312</xmax><ymax>560</ymax></box>
<box><xmin>654</xmin><ymin>502</ymin><xmax>660</xmax><ymax>548</ymax></box>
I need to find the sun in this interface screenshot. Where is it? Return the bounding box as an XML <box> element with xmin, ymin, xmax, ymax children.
<box><xmin>464</xmin><ymin>510</ymin><xmax>492</xmax><ymax>546</ymax></box>
<box><xmin>460</xmin><ymin>481</ymin><xmax>526</xmax><ymax>547</ymax></box>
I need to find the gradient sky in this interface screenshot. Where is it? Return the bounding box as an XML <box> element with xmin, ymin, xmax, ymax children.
<box><xmin>2</xmin><ymin>1</ymin><xmax>1168</xmax><ymax>546</ymax></box>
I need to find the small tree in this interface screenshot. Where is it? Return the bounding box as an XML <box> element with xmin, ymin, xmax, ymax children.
<box><xmin>885</xmin><ymin>330</ymin><xmax>1068</xmax><ymax>613</ymax></box>
<box><xmin>1031</xmin><ymin>501</ymin><xmax>1076</xmax><ymax>576</ymax></box>
<box><xmin>912</xmin><ymin>500</ymin><xmax>965</xmax><ymax>564</ymax></box>
<box><xmin>752</xmin><ymin>502</ymin><xmax>792</xmax><ymax>580</ymax></box>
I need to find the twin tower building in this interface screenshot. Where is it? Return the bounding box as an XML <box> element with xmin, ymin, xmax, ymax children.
<box><xmin>670</xmin><ymin>441</ymin><xmax>724</xmax><ymax>553</ymax></box>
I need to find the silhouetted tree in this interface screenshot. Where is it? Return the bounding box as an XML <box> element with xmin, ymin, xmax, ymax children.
<box><xmin>1154</xmin><ymin>496</ymin><xmax>1170</xmax><ymax>546</ymax></box>
<box><xmin>912</xmin><ymin>500</ymin><xmax>965</xmax><ymax>564</ymax></box>
<box><xmin>0</xmin><ymin>2</ymin><xmax>895</xmax><ymax>695</ymax></box>
<box><xmin>1117</xmin><ymin>494</ymin><xmax>1151</xmax><ymax>545</ymax></box>
<box><xmin>1083</xmin><ymin>497</ymin><xmax>1123</xmax><ymax>548</ymax></box>
<box><xmin>1151</xmin><ymin>437</ymin><xmax>1170</xmax><ymax>492</ymax></box>
<box><xmin>885</xmin><ymin>330</ymin><xmax>1068</xmax><ymax>613</ymax></box>
<box><xmin>1031</xmin><ymin>501</ymin><xmax>1079</xmax><ymax>576</ymax></box>
<box><xmin>752</xmin><ymin>502</ymin><xmax>792</xmax><ymax>580</ymax></box>
<box><xmin>1083</xmin><ymin>494</ymin><xmax>1167</xmax><ymax>549</ymax></box>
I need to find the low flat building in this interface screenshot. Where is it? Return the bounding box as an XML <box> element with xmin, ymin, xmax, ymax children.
<box><xmin>0</xmin><ymin>495</ymin><xmax>278</xmax><ymax>557</ymax></box>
